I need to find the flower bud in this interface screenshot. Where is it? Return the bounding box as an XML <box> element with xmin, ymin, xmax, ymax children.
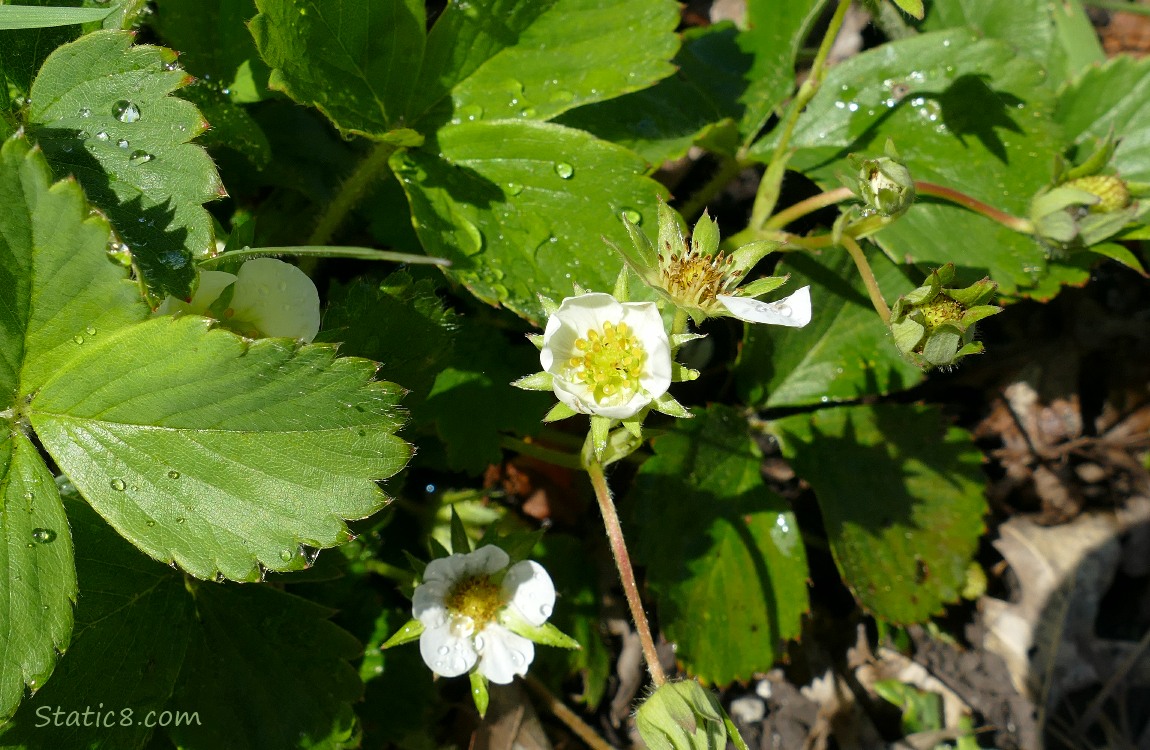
<box><xmin>850</xmin><ymin>140</ymin><xmax>915</xmax><ymax>218</ymax></box>
<box><xmin>635</xmin><ymin>680</ymin><xmax>727</xmax><ymax>750</ymax></box>
<box><xmin>888</xmin><ymin>264</ymin><xmax>1000</xmax><ymax>370</ymax></box>
<box><xmin>1062</xmin><ymin>174</ymin><xmax>1131</xmax><ymax>214</ymax></box>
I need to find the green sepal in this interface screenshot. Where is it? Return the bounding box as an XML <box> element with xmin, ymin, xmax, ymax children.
<box><xmin>892</xmin><ymin>0</ymin><xmax>924</xmax><ymax>19</ymax></box>
<box><xmin>616</xmin><ymin>211</ymin><xmax>660</xmax><ymax>285</ymax></box>
<box><xmin>477</xmin><ymin>528</ymin><xmax>544</xmax><ymax>565</ymax></box>
<box><xmin>588</xmin><ymin>415</ymin><xmax>612</xmax><ymax>461</ymax></box>
<box><xmin>890</xmin><ymin>317</ymin><xmax>926</xmax><ymax>354</ymax></box>
<box><xmin>543</xmin><ymin>401</ymin><xmax>579</xmax><ymax>423</ymax></box>
<box><xmin>1079</xmin><ymin>205</ymin><xmax>1139</xmax><ymax>246</ymax></box>
<box><xmin>1089</xmin><ymin>242</ymin><xmax>1148</xmax><ymax>275</ymax></box>
<box><xmin>672</xmin><ymin>362</ymin><xmax>700</xmax><ymax>382</ymax></box>
<box><xmin>600</xmin><ymin>426</ymin><xmax>644</xmax><ymax>467</ymax></box>
<box><xmin>428</xmin><ymin>536</ymin><xmax>451</xmax><ymax>560</ymax></box>
<box><xmin>449</xmin><ymin>507</ymin><xmax>471</xmax><ymax>555</ymax></box>
<box><xmin>955</xmin><ymin>341</ymin><xmax>985</xmax><ymax>359</ymax></box>
<box><xmin>1061</xmin><ymin>136</ymin><xmax>1117</xmax><ymax>182</ymax></box>
<box><xmin>922</xmin><ymin>327</ymin><xmax>961</xmax><ymax>367</ymax></box>
<box><xmin>470</xmin><ymin>671</ymin><xmax>490</xmax><ymax>719</ymax></box>
<box><xmin>502</xmin><ymin>610</ymin><xmax>581</xmax><ymax>650</ymax></box>
<box><xmin>538</xmin><ymin>294</ymin><xmax>559</xmax><ymax>317</ymax></box>
<box><xmin>526</xmin><ymin>333</ymin><xmax>544</xmax><ymax>350</ymax></box>
<box><xmin>690</xmin><ymin>211</ymin><xmax>720</xmax><ymax>257</ymax></box>
<box><xmin>511</xmin><ymin>371</ymin><xmax>554</xmax><ymax>391</ymax></box>
<box><xmin>670</xmin><ymin>332</ymin><xmax>707</xmax><ymax>348</ymax></box>
<box><xmin>959</xmin><ymin>305</ymin><xmax>1003</xmax><ymax>328</ymax></box>
<box><xmin>377</xmin><ymin>128</ymin><xmax>424</xmax><ymax>148</ymax></box>
<box><xmin>621</xmin><ymin>417</ymin><xmax>644</xmax><ymax>439</ymax></box>
<box><xmin>380</xmin><ymin>618</ymin><xmax>424</xmax><ymax>650</ymax></box>
<box><xmin>636</xmin><ymin>680</ymin><xmax>727</xmax><ymax>750</ymax></box>
<box><xmin>403</xmin><ymin>550</ymin><xmax>428</xmax><ymax>580</ymax></box>
<box><xmin>656</xmin><ymin>199</ymin><xmax>688</xmax><ymax>260</ymax></box>
<box><xmin>571</xmin><ymin>281</ymin><xmax>588</xmax><ymax>296</ymax></box>
<box><xmin>736</xmin><ymin>275</ymin><xmax>789</xmax><ymax>299</ymax></box>
<box><xmin>652</xmin><ymin>392</ymin><xmax>692</xmax><ymax>418</ymax></box>
<box><xmin>944</xmin><ymin>278</ymin><xmax>996</xmax><ymax>307</ymax></box>
<box><xmin>613</xmin><ymin>264</ymin><xmax>632</xmax><ymax>302</ymax></box>
<box><xmin>728</xmin><ymin>241</ymin><xmax>781</xmax><ymax>276</ymax></box>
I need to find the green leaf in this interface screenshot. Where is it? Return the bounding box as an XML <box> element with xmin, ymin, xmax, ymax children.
<box><xmin>250</xmin><ymin>0</ymin><xmax>426</xmax><ymax>137</ymax></box>
<box><xmin>393</xmin><ymin>119</ymin><xmax>665</xmax><ymax>322</ymax></box>
<box><xmin>771</xmin><ymin>404</ymin><xmax>987</xmax><ymax>623</ymax></box>
<box><xmin>410</xmin><ymin>0</ymin><xmax>678</xmax><ymax>126</ymax></box>
<box><xmin>555</xmin><ymin>23</ymin><xmax>746</xmax><ymax>164</ymax></box>
<box><xmin>735</xmin><ymin>249</ymin><xmax>924</xmax><ymax>408</ymax></box>
<box><xmin>1</xmin><ymin>497</ymin><xmax>365</xmax><ymax>750</ymax></box>
<box><xmin>758</xmin><ymin>30</ymin><xmax>1071</xmax><ymax>296</ymax></box>
<box><xmin>1056</xmin><ymin>56</ymin><xmax>1150</xmax><ymax>184</ymax></box>
<box><xmin>0</xmin><ymin>496</ymin><xmax>190</xmax><ymax>749</ymax></box>
<box><xmin>151</xmin><ymin>0</ymin><xmax>271</xmax><ymax>103</ymax></box>
<box><xmin>27</xmin><ymin>30</ymin><xmax>224</xmax><ymax>302</ymax></box>
<box><xmin>0</xmin><ymin>135</ymin><xmax>148</xmax><ymax>403</ymax></box>
<box><xmin>0</xmin><ymin>6</ymin><xmax>112</xmax><ymax>30</ymax></box>
<box><xmin>166</xmin><ymin>582</ymin><xmax>363</xmax><ymax>749</ymax></box>
<box><xmin>632</xmin><ymin>405</ymin><xmax>808</xmax><ymax>685</ymax></box>
<box><xmin>921</xmin><ymin>0</ymin><xmax>1103</xmax><ymax>85</ymax></box>
<box><xmin>29</xmin><ymin>315</ymin><xmax>411</xmax><ymax>581</ymax></box>
<box><xmin>177</xmin><ymin>81</ymin><xmax>272</xmax><ymax>168</ymax></box>
<box><xmin>738</xmin><ymin>0</ymin><xmax>827</xmax><ymax>142</ymax></box>
<box><xmin>0</xmin><ymin>435</ymin><xmax>76</xmax><ymax>722</ymax></box>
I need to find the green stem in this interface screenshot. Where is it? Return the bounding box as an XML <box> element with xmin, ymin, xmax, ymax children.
<box><xmin>308</xmin><ymin>141</ymin><xmax>399</xmax><ymax>247</ymax></box>
<box><xmin>671</xmin><ymin>307</ymin><xmax>690</xmax><ymax>338</ymax></box>
<box><xmin>498</xmin><ymin>436</ymin><xmax>584</xmax><ymax>471</ymax></box>
<box><xmin>840</xmin><ymin>234</ymin><xmax>890</xmax><ymax>324</ymax></box>
<box><xmin>915</xmin><ymin>181</ymin><xmax>1035</xmax><ymax>234</ymax></box>
<box><xmin>749</xmin><ymin>0</ymin><xmax>853</xmax><ymax>230</ymax></box>
<box><xmin>764</xmin><ymin>186</ymin><xmax>855</xmax><ymax>230</ymax></box>
<box><xmin>587</xmin><ymin>460</ymin><xmax>667</xmax><ymax>687</ymax></box>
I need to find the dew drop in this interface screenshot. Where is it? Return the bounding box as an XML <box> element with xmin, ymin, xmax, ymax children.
<box><xmin>85</xmin><ymin>326</ymin><xmax>97</xmax><ymax>336</ymax></box>
<box><xmin>505</xmin><ymin>181</ymin><xmax>523</xmax><ymax>196</ymax></box>
<box><xmin>175</xmin><ymin>517</ymin><xmax>185</xmax><ymax>524</ymax></box>
<box><xmin>621</xmin><ymin>208</ymin><xmax>641</xmax><ymax>224</ymax></box>
<box><xmin>519</xmin><ymin>107</ymin><xmax>536</xmax><ymax>118</ymax></box>
<box><xmin>112</xmin><ymin>100</ymin><xmax>141</xmax><ymax>123</ymax></box>
<box><xmin>473</xmin><ymin>634</ymin><xmax>485</xmax><ymax>651</ymax></box>
<box><xmin>95</xmin><ymin>131</ymin><xmax>110</xmax><ymax>141</ymax></box>
<box><xmin>110</xmin><ymin>479</ymin><xmax>127</xmax><ymax>491</ymax></box>
<box><xmin>31</xmin><ymin>528</ymin><xmax>56</xmax><ymax>544</ymax></box>
<box><xmin>279</xmin><ymin>549</ymin><xmax>293</xmax><ymax>562</ymax></box>
<box><xmin>128</xmin><ymin>150</ymin><xmax>154</xmax><ymax>165</ymax></box>
<box><xmin>539</xmin><ymin>603</ymin><xmax>553</xmax><ymax>618</ymax></box>
<box><xmin>73</xmin><ymin>334</ymin><xmax>84</xmax><ymax>344</ymax></box>
<box><xmin>78</xmin><ymin>107</ymin><xmax>92</xmax><ymax>118</ymax></box>
<box><xmin>437</xmin><ymin>645</ymin><xmax>450</xmax><ymax>656</ymax></box>
<box><xmin>23</xmin><ymin>491</ymin><xmax>33</xmax><ymax>501</ymax></box>
<box><xmin>167</xmin><ymin>470</ymin><xmax>180</xmax><ymax>479</ymax></box>
<box><xmin>509</xmin><ymin>650</ymin><xmax>524</xmax><ymax>665</ymax></box>
<box><xmin>458</xmin><ymin>104</ymin><xmax>484</xmax><ymax>121</ymax></box>
<box><xmin>554</xmin><ymin>162</ymin><xmax>574</xmax><ymax>179</ymax></box>
<box><xmin>146</xmin><ymin>520</ymin><xmax>156</xmax><ymax>527</ymax></box>
<box><xmin>117</xmin><ymin>139</ymin><xmax>130</xmax><ymax>149</ymax></box>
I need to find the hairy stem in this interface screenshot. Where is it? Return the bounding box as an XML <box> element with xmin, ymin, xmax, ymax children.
<box><xmin>749</xmin><ymin>0</ymin><xmax>853</xmax><ymax>230</ymax></box>
<box><xmin>915</xmin><ymin>181</ymin><xmax>1035</xmax><ymax>234</ymax></box>
<box><xmin>840</xmin><ymin>234</ymin><xmax>890</xmax><ymax>323</ymax></box>
<box><xmin>587</xmin><ymin>460</ymin><xmax>667</xmax><ymax>687</ymax></box>
<box><xmin>764</xmin><ymin>186</ymin><xmax>855</xmax><ymax>230</ymax></box>
<box><xmin>308</xmin><ymin>141</ymin><xmax>398</xmax><ymax>247</ymax></box>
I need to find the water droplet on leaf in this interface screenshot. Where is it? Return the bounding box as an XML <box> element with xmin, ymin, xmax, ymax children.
<box><xmin>167</xmin><ymin>470</ymin><xmax>180</xmax><ymax>479</ymax></box>
<box><xmin>78</xmin><ymin>107</ymin><xmax>91</xmax><ymax>118</ymax></box>
<box><xmin>554</xmin><ymin>162</ymin><xmax>574</xmax><ymax>179</ymax></box>
<box><xmin>72</xmin><ymin>335</ymin><xmax>84</xmax><ymax>344</ymax></box>
<box><xmin>621</xmin><ymin>208</ymin><xmax>641</xmax><ymax>224</ymax></box>
<box><xmin>117</xmin><ymin>139</ymin><xmax>129</xmax><ymax>149</ymax></box>
<box><xmin>95</xmin><ymin>131</ymin><xmax>110</xmax><ymax>141</ymax></box>
<box><xmin>128</xmin><ymin>150</ymin><xmax>153</xmax><ymax>165</ymax></box>
<box><xmin>31</xmin><ymin>528</ymin><xmax>56</xmax><ymax>544</ymax></box>
<box><xmin>85</xmin><ymin>326</ymin><xmax>96</xmax><ymax>336</ymax></box>
<box><xmin>505</xmin><ymin>182</ymin><xmax>523</xmax><ymax>196</ymax></box>
<box><xmin>279</xmin><ymin>549</ymin><xmax>293</xmax><ymax>562</ymax></box>
<box><xmin>112</xmin><ymin>100</ymin><xmax>141</xmax><ymax>123</ymax></box>
<box><xmin>110</xmin><ymin>479</ymin><xmax>126</xmax><ymax>491</ymax></box>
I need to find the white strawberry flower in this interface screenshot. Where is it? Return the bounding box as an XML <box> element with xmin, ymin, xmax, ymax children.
<box><xmin>540</xmin><ymin>293</ymin><xmax>672</xmax><ymax>419</ymax></box>
<box><xmin>412</xmin><ymin>545</ymin><xmax>556</xmax><ymax>684</ymax></box>
<box><xmin>717</xmin><ymin>285</ymin><xmax>812</xmax><ymax>328</ymax></box>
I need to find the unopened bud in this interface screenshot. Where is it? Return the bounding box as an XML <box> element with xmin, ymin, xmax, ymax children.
<box><xmin>635</xmin><ymin>681</ymin><xmax>727</xmax><ymax>750</ymax></box>
<box><xmin>850</xmin><ymin>140</ymin><xmax>915</xmax><ymax>218</ymax></box>
<box><xmin>1063</xmin><ymin>174</ymin><xmax>1131</xmax><ymax>214</ymax></box>
<box><xmin>888</xmin><ymin>264</ymin><xmax>1000</xmax><ymax>370</ymax></box>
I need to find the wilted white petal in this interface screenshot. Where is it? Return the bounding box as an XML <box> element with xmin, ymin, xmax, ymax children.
<box><xmin>228</xmin><ymin>258</ymin><xmax>320</xmax><ymax>341</ymax></box>
<box><xmin>504</xmin><ymin>560</ymin><xmax>556</xmax><ymax>627</ymax></box>
<box><xmin>476</xmin><ymin>624</ymin><xmax>535</xmax><ymax>684</ymax></box>
<box><xmin>419</xmin><ymin>622</ymin><xmax>478</xmax><ymax>678</ymax></box>
<box><xmin>717</xmin><ymin>286</ymin><xmax>811</xmax><ymax>328</ymax></box>
<box><xmin>154</xmin><ymin>270</ymin><xmax>237</xmax><ymax>316</ymax></box>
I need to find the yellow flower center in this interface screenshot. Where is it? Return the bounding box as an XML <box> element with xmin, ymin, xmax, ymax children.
<box><xmin>566</xmin><ymin>321</ymin><xmax>648</xmax><ymax>405</ymax></box>
<box><xmin>444</xmin><ymin>573</ymin><xmax>506</xmax><ymax>631</ymax></box>
<box><xmin>919</xmin><ymin>296</ymin><xmax>965</xmax><ymax>329</ymax></box>
<box><xmin>659</xmin><ymin>244</ymin><xmax>742</xmax><ymax>309</ymax></box>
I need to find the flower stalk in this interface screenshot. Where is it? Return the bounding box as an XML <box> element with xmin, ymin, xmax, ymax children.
<box><xmin>840</xmin><ymin>234</ymin><xmax>890</xmax><ymax>324</ymax></box>
<box><xmin>587</xmin><ymin>459</ymin><xmax>667</xmax><ymax>687</ymax></box>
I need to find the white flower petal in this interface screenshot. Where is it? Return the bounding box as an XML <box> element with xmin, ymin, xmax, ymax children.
<box><xmin>504</xmin><ymin>560</ymin><xmax>556</xmax><ymax>627</ymax></box>
<box><xmin>412</xmin><ymin>580</ymin><xmax>449</xmax><ymax>625</ymax></box>
<box><xmin>539</xmin><ymin>293</ymin><xmax>672</xmax><ymax>418</ymax></box>
<box><xmin>467</xmin><ymin>545</ymin><xmax>511</xmax><ymax>575</ymax></box>
<box><xmin>476</xmin><ymin>624</ymin><xmax>534</xmax><ymax>684</ymax></box>
<box><xmin>718</xmin><ymin>286</ymin><xmax>811</xmax><ymax>328</ymax></box>
<box><xmin>228</xmin><ymin>258</ymin><xmax>320</xmax><ymax>342</ymax></box>
<box><xmin>419</xmin><ymin>623</ymin><xmax>478</xmax><ymax>678</ymax></box>
<box><xmin>154</xmin><ymin>271</ymin><xmax>237</xmax><ymax>316</ymax></box>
